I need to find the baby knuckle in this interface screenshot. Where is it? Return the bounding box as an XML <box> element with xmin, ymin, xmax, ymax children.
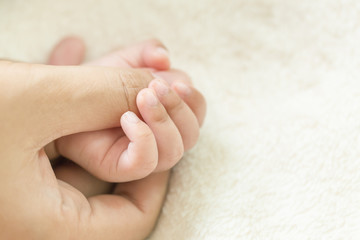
<box><xmin>152</xmin><ymin>111</ymin><xmax>169</xmax><ymax>124</ymax></box>
<box><xmin>167</xmin><ymin>95</ymin><xmax>183</xmax><ymax>112</ymax></box>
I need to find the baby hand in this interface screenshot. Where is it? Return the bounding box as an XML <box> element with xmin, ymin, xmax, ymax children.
<box><xmin>49</xmin><ymin>39</ymin><xmax>206</xmax><ymax>182</ymax></box>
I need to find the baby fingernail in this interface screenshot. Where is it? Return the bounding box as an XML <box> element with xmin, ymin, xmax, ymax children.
<box><xmin>153</xmin><ymin>80</ymin><xmax>169</xmax><ymax>96</ymax></box>
<box><xmin>156</xmin><ymin>47</ymin><xmax>169</xmax><ymax>57</ymax></box>
<box><xmin>151</xmin><ymin>72</ymin><xmax>164</xmax><ymax>80</ymax></box>
<box><xmin>145</xmin><ymin>90</ymin><xmax>159</xmax><ymax>106</ymax></box>
<box><xmin>175</xmin><ymin>82</ymin><xmax>191</xmax><ymax>96</ymax></box>
<box><xmin>124</xmin><ymin>111</ymin><xmax>140</xmax><ymax>123</ymax></box>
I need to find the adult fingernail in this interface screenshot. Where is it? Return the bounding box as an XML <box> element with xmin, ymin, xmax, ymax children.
<box><xmin>153</xmin><ymin>80</ymin><xmax>169</xmax><ymax>96</ymax></box>
<box><xmin>124</xmin><ymin>111</ymin><xmax>140</xmax><ymax>123</ymax></box>
<box><xmin>145</xmin><ymin>90</ymin><xmax>159</xmax><ymax>106</ymax></box>
<box><xmin>174</xmin><ymin>82</ymin><xmax>191</xmax><ymax>96</ymax></box>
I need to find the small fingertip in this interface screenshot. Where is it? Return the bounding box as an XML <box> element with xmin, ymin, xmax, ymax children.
<box><xmin>155</xmin><ymin>47</ymin><xmax>169</xmax><ymax>58</ymax></box>
<box><xmin>139</xmin><ymin>89</ymin><xmax>159</xmax><ymax>107</ymax></box>
<box><xmin>150</xmin><ymin>79</ymin><xmax>170</xmax><ymax>97</ymax></box>
<box><xmin>145</xmin><ymin>46</ymin><xmax>171</xmax><ymax>70</ymax></box>
<box><xmin>173</xmin><ymin>82</ymin><xmax>192</xmax><ymax>96</ymax></box>
<box><xmin>123</xmin><ymin>111</ymin><xmax>140</xmax><ymax>123</ymax></box>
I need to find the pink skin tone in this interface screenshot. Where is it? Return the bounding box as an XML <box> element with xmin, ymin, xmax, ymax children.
<box><xmin>0</xmin><ymin>38</ymin><xmax>206</xmax><ymax>239</ymax></box>
<box><xmin>47</xmin><ymin>37</ymin><xmax>206</xmax><ymax>199</ymax></box>
<box><xmin>46</xmin><ymin>38</ymin><xmax>206</xmax><ymax>184</ymax></box>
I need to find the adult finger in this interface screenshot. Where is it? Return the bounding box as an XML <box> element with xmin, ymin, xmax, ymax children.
<box><xmin>0</xmin><ymin>61</ymin><xmax>154</xmax><ymax>149</ymax></box>
<box><xmin>47</xmin><ymin>38</ymin><xmax>169</xmax><ymax>161</ymax></box>
<box><xmin>45</xmin><ymin>36</ymin><xmax>87</xmax><ymax>161</ymax></box>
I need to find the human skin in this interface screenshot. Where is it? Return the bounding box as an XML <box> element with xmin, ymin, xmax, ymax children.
<box><xmin>49</xmin><ymin>37</ymin><xmax>206</xmax><ymax>199</ymax></box>
<box><xmin>0</xmin><ymin>38</ymin><xmax>206</xmax><ymax>239</ymax></box>
<box><xmin>46</xmin><ymin>38</ymin><xmax>206</xmax><ymax>183</ymax></box>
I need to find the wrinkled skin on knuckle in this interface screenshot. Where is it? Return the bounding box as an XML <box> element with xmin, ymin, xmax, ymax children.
<box><xmin>118</xmin><ymin>69</ymin><xmax>153</xmax><ymax>114</ymax></box>
<box><xmin>152</xmin><ymin>111</ymin><xmax>169</xmax><ymax>124</ymax></box>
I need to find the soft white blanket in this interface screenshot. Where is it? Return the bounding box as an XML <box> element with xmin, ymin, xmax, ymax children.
<box><xmin>1</xmin><ymin>0</ymin><xmax>360</xmax><ymax>239</ymax></box>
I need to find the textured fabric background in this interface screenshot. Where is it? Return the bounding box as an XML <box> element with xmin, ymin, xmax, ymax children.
<box><xmin>1</xmin><ymin>0</ymin><xmax>360</xmax><ymax>239</ymax></box>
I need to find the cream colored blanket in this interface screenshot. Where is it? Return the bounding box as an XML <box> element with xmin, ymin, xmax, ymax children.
<box><xmin>1</xmin><ymin>0</ymin><xmax>359</xmax><ymax>239</ymax></box>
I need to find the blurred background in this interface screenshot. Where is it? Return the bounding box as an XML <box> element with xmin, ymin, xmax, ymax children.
<box><xmin>1</xmin><ymin>0</ymin><xmax>360</xmax><ymax>239</ymax></box>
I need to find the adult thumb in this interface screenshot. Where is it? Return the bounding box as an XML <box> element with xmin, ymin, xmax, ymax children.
<box><xmin>0</xmin><ymin>61</ymin><xmax>153</xmax><ymax>148</ymax></box>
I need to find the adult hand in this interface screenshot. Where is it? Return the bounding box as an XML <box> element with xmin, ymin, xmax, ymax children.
<box><xmin>45</xmin><ymin>38</ymin><xmax>207</xmax><ymax>183</ymax></box>
<box><xmin>0</xmin><ymin>41</ymin><xmax>169</xmax><ymax>240</ymax></box>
